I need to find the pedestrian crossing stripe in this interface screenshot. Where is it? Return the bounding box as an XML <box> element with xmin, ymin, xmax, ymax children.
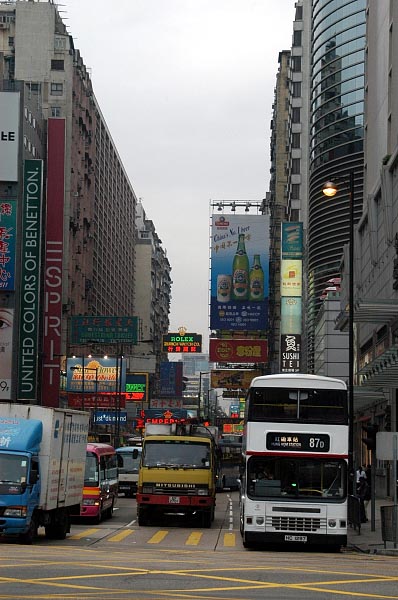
<box><xmin>108</xmin><ymin>529</ymin><xmax>134</xmax><ymax>542</ymax></box>
<box><xmin>69</xmin><ymin>528</ymin><xmax>237</xmax><ymax>546</ymax></box>
<box><xmin>68</xmin><ymin>528</ymin><xmax>100</xmax><ymax>540</ymax></box>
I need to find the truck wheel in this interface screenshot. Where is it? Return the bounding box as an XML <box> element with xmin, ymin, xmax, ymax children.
<box><xmin>138</xmin><ymin>507</ymin><xmax>149</xmax><ymax>526</ymax></box>
<box><xmin>202</xmin><ymin>510</ymin><xmax>212</xmax><ymax>528</ymax></box>
<box><xmin>45</xmin><ymin>511</ymin><xmax>69</xmax><ymax>540</ymax></box>
<box><xmin>20</xmin><ymin>515</ymin><xmax>38</xmax><ymax>545</ymax></box>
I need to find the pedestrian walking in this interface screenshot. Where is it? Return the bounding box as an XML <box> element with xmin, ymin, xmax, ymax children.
<box><xmin>357</xmin><ymin>475</ymin><xmax>370</xmax><ymax>523</ymax></box>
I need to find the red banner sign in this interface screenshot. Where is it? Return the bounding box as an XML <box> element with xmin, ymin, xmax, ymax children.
<box><xmin>209</xmin><ymin>339</ymin><xmax>268</xmax><ymax>364</ymax></box>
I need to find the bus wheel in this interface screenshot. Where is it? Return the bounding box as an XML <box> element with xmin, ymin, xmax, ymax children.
<box><xmin>242</xmin><ymin>532</ymin><xmax>253</xmax><ymax>549</ymax></box>
<box><xmin>105</xmin><ymin>501</ymin><xmax>114</xmax><ymax>519</ymax></box>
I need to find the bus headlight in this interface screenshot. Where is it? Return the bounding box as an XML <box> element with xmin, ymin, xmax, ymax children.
<box><xmin>256</xmin><ymin>517</ymin><xmax>265</xmax><ymax>525</ymax></box>
<box><xmin>83</xmin><ymin>498</ymin><xmax>100</xmax><ymax>506</ymax></box>
<box><xmin>328</xmin><ymin>519</ymin><xmax>337</xmax><ymax>528</ymax></box>
<box><xmin>142</xmin><ymin>485</ymin><xmax>153</xmax><ymax>494</ymax></box>
<box><xmin>197</xmin><ymin>488</ymin><xmax>209</xmax><ymax>496</ymax></box>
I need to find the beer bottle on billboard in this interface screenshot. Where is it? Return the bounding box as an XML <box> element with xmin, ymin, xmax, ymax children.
<box><xmin>232</xmin><ymin>233</ymin><xmax>249</xmax><ymax>300</ymax></box>
<box><xmin>249</xmin><ymin>254</ymin><xmax>264</xmax><ymax>301</ymax></box>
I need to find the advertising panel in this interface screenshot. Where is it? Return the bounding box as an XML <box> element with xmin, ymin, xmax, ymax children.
<box><xmin>280</xmin><ymin>259</ymin><xmax>302</xmax><ymax>297</ymax></box>
<box><xmin>163</xmin><ymin>332</ymin><xmax>202</xmax><ymax>353</ymax></box>
<box><xmin>0</xmin><ymin>307</ymin><xmax>13</xmax><ymax>399</ymax></box>
<box><xmin>280</xmin><ymin>334</ymin><xmax>301</xmax><ymax>373</ymax></box>
<box><xmin>70</xmin><ymin>315</ymin><xmax>138</xmax><ymax>344</ymax></box>
<box><xmin>93</xmin><ymin>411</ymin><xmax>127</xmax><ymax>424</ymax></box>
<box><xmin>0</xmin><ymin>92</ymin><xmax>20</xmax><ymax>182</ymax></box>
<box><xmin>210</xmin><ymin>214</ymin><xmax>269</xmax><ymax>331</ymax></box>
<box><xmin>210</xmin><ymin>369</ymin><xmax>262</xmax><ymax>390</ymax></box>
<box><xmin>142</xmin><ymin>408</ymin><xmax>188</xmax><ymax>425</ymax></box>
<box><xmin>66</xmin><ymin>357</ymin><xmax>127</xmax><ymax>393</ymax></box>
<box><xmin>159</xmin><ymin>361</ymin><xmax>183</xmax><ymax>397</ymax></box>
<box><xmin>17</xmin><ymin>160</ymin><xmax>43</xmax><ymax>402</ymax></box>
<box><xmin>125</xmin><ymin>373</ymin><xmax>148</xmax><ymax>402</ymax></box>
<box><xmin>209</xmin><ymin>338</ymin><xmax>268</xmax><ymax>364</ymax></box>
<box><xmin>67</xmin><ymin>392</ymin><xmax>126</xmax><ymax>410</ymax></box>
<box><xmin>41</xmin><ymin>119</ymin><xmax>65</xmax><ymax>407</ymax></box>
<box><xmin>0</xmin><ymin>200</ymin><xmax>17</xmax><ymax>291</ymax></box>
<box><xmin>151</xmin><ymin>398</ymin><xmax>183</xmax><ymax>409</ymax></box>
<box><xmin>281</xmin><ymin>222</ymin><xmax>303</xmax><ymax>257</ymax></box>
<box><xmin>280</xmin><ymin>297</ymin><xmax>302</xmax><ymax>334</ymax></box>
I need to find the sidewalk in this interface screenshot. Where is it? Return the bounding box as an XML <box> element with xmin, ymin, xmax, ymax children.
<box><xmin>347</xmin><ymin>497</ymin><xmax>398</xmax><ymax>555</ymax></box>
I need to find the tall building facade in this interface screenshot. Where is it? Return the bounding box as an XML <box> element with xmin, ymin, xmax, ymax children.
<box><xmin>307</xmin><ymin>0</ymin><xmax>366</xmax><ymax>373</ymax></box>
<box><xmin>0</xmin><ymin>0</ymin><xmax>171</xmax><ymax>405</ymax></box>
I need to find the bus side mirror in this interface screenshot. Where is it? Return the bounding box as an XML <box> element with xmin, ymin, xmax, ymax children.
<box><xmin>132</xmin><ymin>449</ymin><xmax>139</xmax><ymax>459</ymax></box>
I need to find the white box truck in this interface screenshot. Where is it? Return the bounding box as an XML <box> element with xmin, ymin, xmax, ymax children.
<box><xmin>0</xmin><ymin>404</ymin><xmax>89</xmax><ymax>543</ymax></box>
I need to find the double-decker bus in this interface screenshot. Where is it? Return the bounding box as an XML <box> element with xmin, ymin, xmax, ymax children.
<box><xmin>239</xmin><ymin>374</ymin><xmax>348</xmax><ymax>550</ymax></box>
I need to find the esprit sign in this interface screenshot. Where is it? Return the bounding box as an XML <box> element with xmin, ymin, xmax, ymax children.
<box><xmin>0</xmin><ymin>92</ymin><xmax>20</xmax><ymax>182</ymax></box>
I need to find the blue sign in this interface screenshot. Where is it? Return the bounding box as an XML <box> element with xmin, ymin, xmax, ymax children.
<box><xmin>159</xmin><ymin>362</ymin><xmax>183</xmax><ymax>397</ymax></box>
<box><xmin>94</xmin><ymin>411</ymin><xmax>127</xmax><ymax>424</ymax></box>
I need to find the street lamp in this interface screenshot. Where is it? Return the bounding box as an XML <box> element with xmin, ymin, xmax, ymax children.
<box><xmin>322</xmin><ymin>170</ymin><xmax>355</xmax><ymax>491</ymax></box>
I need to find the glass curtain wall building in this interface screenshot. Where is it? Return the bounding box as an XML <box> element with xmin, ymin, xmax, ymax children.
<box><xmin>307</xmin><ymin>0</ymin><xmax>366</xmax><ymax>372</ymax></box>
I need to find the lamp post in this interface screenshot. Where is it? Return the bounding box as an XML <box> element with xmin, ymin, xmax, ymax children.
<box><xmin>323</xmin><ymin>170</ymin><xmax>355</xmax><ymax>492</ymax></box>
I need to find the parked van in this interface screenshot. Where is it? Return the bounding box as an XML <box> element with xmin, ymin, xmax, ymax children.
<box><xmin>73</xmin><ymin>443</ymin><xmax>118</xmax><ymax>523</ymax></box>
<box><xmin>116</xmin><ymin>446</ymin><xmax>142</xmax><ymax>497</ymax></box>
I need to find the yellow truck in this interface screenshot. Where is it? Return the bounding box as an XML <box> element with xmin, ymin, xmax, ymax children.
<box><xmin>135</xmin><ymin>424</ymin><xmax>217</xmax><ymax>527</ymax></box>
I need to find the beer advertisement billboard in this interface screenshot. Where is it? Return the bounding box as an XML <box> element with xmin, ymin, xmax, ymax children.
<box><xmin>159</xmin><ymin>361</ymin><xmax>183</xmax><ymax>397</ymax></box>
<box><xmin>210</xmin><ymin>214</ymin><xmax>269</xmax><ymax>331</ymax></box>
<box><xmin>209</xmin><ymin>338</ymin><xmax>268</xmax><ymax>364</ymax></box>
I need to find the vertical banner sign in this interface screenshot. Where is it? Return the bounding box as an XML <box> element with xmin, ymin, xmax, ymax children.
<box><xmin>0</xmin><ymin>91</ymin><xmax>20</xmax><ymax>182</ymax></box>
<box><xmin>41</xmin><ymin>119</ymin><xmax>66</xmax><ymax>407</ymax></box>
<box><xmin>0</xmin><ymin>200</ymin><xmax>17</xmax><ymax>290</ymax></box>
<box><xmin>17</xmin><ymin>160</ymin><xmax>43</xmax><ymax>401</ymax></box>
<box><xmin>280</xmin><ymin>223</ymin><xmax>303</xmax><ymax>373</ymax></box>
<box><xmin>0</xmin><ymin>307</ymin><xmax>14</xmax><ymax>400</ymax></box>
<box><xmin>159</xmin><ymin>362</ymin><xmax>183</xmax><ymax>397</ymax></box>
<box><xmin>210</xmin><ymin>214</ymin><xmax>269</xmax><ymax>331</ymax></box>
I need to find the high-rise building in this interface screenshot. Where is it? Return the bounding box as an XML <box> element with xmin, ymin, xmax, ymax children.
<box><xmin>0</xmin><ymin>0</ymin><xmax>171</xmax><ymax>405</ymax></box>
<box><xmin>307</xmin><ymin>0</ymin><xmax>366</xmax><ymax>373</ymax></box>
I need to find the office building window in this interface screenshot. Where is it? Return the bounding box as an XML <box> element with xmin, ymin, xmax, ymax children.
<box><xmin>51</xmin><ymin>106</ymin><xmax>62</xmax><ymax>117</ymax></box>
<box><xmin>51</xmin><ymin>59</ymin><xmax>64</xmax><ymax>71</ymax></box>
<box><xmin>50</xmin><ymin>82</ymin><xmax>63</xmax><ymax>96</ymax></box>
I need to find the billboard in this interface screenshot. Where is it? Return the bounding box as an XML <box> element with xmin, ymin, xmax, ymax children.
<box><xmin>17</xmin><ymin>160</ymin><xmax>43</xmax><ymax>402</ymax></box>
<box><xmin>0</xmin><ymin>92</ymin><xmax>20</xmax><ymax>182</ymax></box>
<box><xmin>163</xmin><ymin>332</ymin><xmax>202</xmax><ymax>353</ymax></box>
<box><xmin>159</xmin><ymin>361</ymin><xmax>183</xmax><ymax>397</ymax></box>
<box><xmin>280</xmin><ymin>222</ymin><xmax>303</xmax><ymax>373</ymax></box>
<box><xmin>0</xmin><ymin>200</ymin><xmax>17</xmax><ymax>291</ymax></box>
<box><xmin>66</xmin><ymin>357</ymin><xmax>127</xmax><ymax>393</ymax></box>
<box><xmin>209</xmin><ymin>339</ymin><xmax>268</xmax><ymax>364</ymax></box>
<box><xmin>41</xmin><ymin>119</ymin><xmax>66</xmax><ymax>406</ymax></box>
<box><xmin>125</xmin><ymin>373</ymin><xmax>148</xmax><ymax>402</ymax></box>
<box><xmin>0</xmin><ymin>307</ymin><xmax>13</xmax><ymax>400</ymax></box>
<box><xmin>210</xmin><ymin>214</ymin><xmax>269</xmax><ymax>331</ymax></box>
<box><xmin>70</xmin><ymin>315</ymin><xmax>138</xmax><ymax>344</ymax></box>
<box><xmin>210</xmin><ymin>369</ymin><xmax>262</xmax><ymax>390</ymax></box>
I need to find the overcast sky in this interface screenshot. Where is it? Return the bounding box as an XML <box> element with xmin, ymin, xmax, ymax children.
<box><xmin>62</xmin><ymin>0</ymin><xmax>296</xmax><ymax>351</ymax></box>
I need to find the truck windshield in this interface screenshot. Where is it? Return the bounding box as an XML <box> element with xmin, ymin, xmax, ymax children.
<box><xmin>0</xmin><ymin>453</ymin><xmax>28</xmax><ymax>484</ymax></box>
<box><xmin>84</xmin><ymin>452</ymin><xmax>99</xmax><ymax>486</ymax></box>
<box><xmin>143</xmin><ymin>440</ymin><xmax>211</xmax><ymax>468</ymax></box>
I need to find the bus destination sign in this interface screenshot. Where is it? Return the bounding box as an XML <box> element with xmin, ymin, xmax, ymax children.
<box><xmin>266</xmin><ymin>432</ymin><xmax>330</xmax><ymax>452</ymax></box>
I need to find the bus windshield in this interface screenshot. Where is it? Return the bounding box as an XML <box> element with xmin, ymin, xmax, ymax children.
<box><xmin>142</xmin><ymin>440</ymin><xmax>211</xmax><ymax>469</ymax></box>
<box><xmin>84</xmin><ymin>452</ymin><xmax>99</xmax><ymax>486</ymax></box>
<box><xmin>247</xmin><ymin>456</ymin><xmax>346</xmax><ymax>501</ymax></box>
<box><xmin>247</xmin><ymin>387</ymin><xmax>347</xmax><ymax>424</ymax></box>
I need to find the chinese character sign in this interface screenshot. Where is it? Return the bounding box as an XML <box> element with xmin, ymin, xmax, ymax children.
<box><xmin>0</xmin><ymin>200</ymin><xmax>16</xmax><ymax>291</ymax></box>
<box><xmin>209</xmin><ymin>339</ymin><xmax>268</xmax><ymax>364</ymax></box>
<box><xmin>0</xmin><ymin>307</ymin><xmax>13</xmax><ymax>400</ymax></box>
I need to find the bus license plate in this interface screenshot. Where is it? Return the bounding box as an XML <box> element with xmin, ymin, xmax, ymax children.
<box><xmin>285</xmin><ymin>535</ymin><xmax>307</xmax><ymax>542</ymax></box>
<box><xmin>169</xmin><ymin>496</ymin><xmax>180</xmax><ymax>504</ymax></box>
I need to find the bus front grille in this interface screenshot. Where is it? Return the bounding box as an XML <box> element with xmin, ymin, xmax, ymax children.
<box><xmin>268</xmin><ymin>516</ymin><xmax>326</xmax><ymax>532</ymax></box>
